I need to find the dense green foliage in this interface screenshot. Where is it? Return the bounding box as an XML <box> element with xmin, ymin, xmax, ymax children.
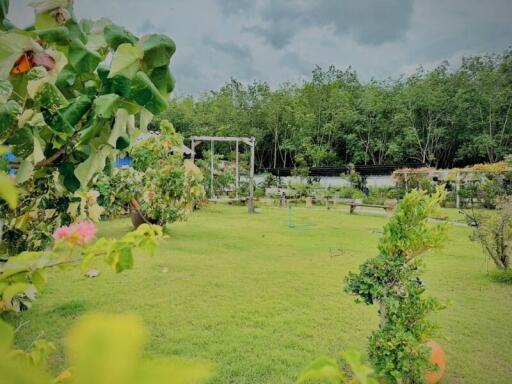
<box><xmin>129</xmin><ymin>121</ymin><xmax>205</xmax><ymax>225</ymax></box>
<box><xmin>0</xmin><ymin>0</ymin><xmax>176</xmax><ymax>253</ymax></box>
<box><xmin>345</xmin><ymin>189</ymin><xmax>447</xmax><ymax>383</ymax></box>
<box><xmin>166</xmin><ymin>52</ymin><xmax>512</xmax><ymax>169</ymax></box>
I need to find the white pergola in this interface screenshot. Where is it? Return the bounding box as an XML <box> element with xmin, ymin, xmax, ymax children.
<box><xmin>190</xmin><ymin>136</ymin><xmax>256</xmax><ymax>213</ymax></box>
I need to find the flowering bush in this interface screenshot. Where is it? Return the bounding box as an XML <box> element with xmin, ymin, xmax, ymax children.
<box><xmin>0</xmin><ymin>173</ymin><xmax>104</xmax><ymax>255</ymax></box>
<box><xmin>53</xmin><ymin>220</ymin><xmax>97</xmax><ymax>245</ymax></box>
<box><xmin>94</xmin><ymin>167</ymin><xmax>144</xmax><ymax>218</ymax></box>
<box><xmin>130</xmin><ymin>120</ymin><xmax>205</xmax><ymax>226</ymax></box>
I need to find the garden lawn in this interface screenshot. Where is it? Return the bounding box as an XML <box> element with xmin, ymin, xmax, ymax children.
<box><xmin>11</xmin><ymin>205</ymin><xmax>512</xmax><ymax>383</ymax></box>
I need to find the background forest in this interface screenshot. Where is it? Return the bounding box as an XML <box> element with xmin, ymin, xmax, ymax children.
<box><xmin>165</xmin><ymin>50</ymin><xmax>512</xmax><ymax>170</ymax></box>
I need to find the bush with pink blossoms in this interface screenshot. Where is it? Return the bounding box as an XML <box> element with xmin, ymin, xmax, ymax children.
<box><xmin>53</xmin><ymin>221</ymin><xmax>97</xmax><ymax>246</ymax></box>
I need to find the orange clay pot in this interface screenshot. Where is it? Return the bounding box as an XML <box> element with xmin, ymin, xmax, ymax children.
<box><xmin>425</xmin><ymin>340</ymin><xmax>446</xmax><ymax>384</ymax></box>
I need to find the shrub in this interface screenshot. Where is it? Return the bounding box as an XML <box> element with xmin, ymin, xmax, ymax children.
<box><xmin>130</xmin><ymin>121</ymin><xmax>205</xmax><ymax>226</ymax></box>
<box><xmin>94</xmin><ymin>167</ymin><xmax>144</xmax><ymax>218</ymax></box>
<box><xmin>363</xmin><ymin>187</ymin><xmax>397</xmax><ymax>205</ymax></box>
<box><xmin>466</xmin><ymin>196</ymin><xmax>512</xmax><ymax>270</ymax></box>
<box><xmin>345</xmin><ymin>188</ymin><xmax>447</xmax><ymax>383</ymax></box>
<box><xmin>335</xmin><ymin>186</ymin><xmax>365</xmax><ymax>200</ymax></box>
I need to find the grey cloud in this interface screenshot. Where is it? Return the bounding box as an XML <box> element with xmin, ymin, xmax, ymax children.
<box><xmin>138</xmin><ymin>19</ymin><xmax>166</xmax><ymax>35</ymax></box>
<box><xmin>216</xmin><ymin>0</ymin><xmax>254</xmax><ymax>15</ymax></box>
<box><xmin>242</xmin><ymin>0</ymin><xmax>414</xmax><ymax>48</ymax></box>
<box><xmin>280</xmin><ymin>51</ymin><xmax>312</xmax><ymax>76</ymax></box>
<box><xmin>203</xmin><ymin>37</ymin><xmax>251</xmax><ymax>61</ymax></box>
<box><xmin>7</xmin><ymin>0</ymin><xmax>512</xmax><ymax>96</ymax></box>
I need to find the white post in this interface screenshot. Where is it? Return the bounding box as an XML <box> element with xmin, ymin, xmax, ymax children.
<box><xmin>210</xmin><ymin>140</ymin><xmax>214</xmax><ymax>199</ymax></box>
<box><xmin>456</xmin><ymin>172</ymin><xmax>460</xmax><ymax>209</ymax></box>
<box><xmin>248</xmin><ymin>138</ymin><xmax>255</xmax><ymax>213</ymax></box>
<box><xmin>235</xmin><ymin>139</ymin><xmax>239</xmax><ymax>200</ymax></box>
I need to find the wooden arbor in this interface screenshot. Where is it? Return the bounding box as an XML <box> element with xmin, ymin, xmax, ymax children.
<box><xmin>393</xmin><ymin>162</ymin><xmax>512</xmax><ymax>209</ymax></box>
<box><xmin>190</xmin><ymin>136</ymin><xmax>256</xmax><ymax>213</ymax></box>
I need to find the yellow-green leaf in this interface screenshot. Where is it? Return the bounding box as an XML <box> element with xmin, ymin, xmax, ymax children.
<box><xmin>109</xmin><ymin>43</ymin><xmax>143</xmax><ymax>79</ymax></box>
<box><xmin>0</xmin><ymin>173</ymin><xmax>17</xmax><ymax>209</ymax></box>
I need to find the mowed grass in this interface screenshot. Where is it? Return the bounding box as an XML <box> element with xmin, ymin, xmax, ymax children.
<box><xmin>11</xmin><ymin>205</ymin><xmax>512</xmax><ymax>383</ymax></box>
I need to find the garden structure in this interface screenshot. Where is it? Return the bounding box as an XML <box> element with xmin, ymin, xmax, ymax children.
<box><xmin>393</xmin><ymin>161</ymin><xmax>512</xmax><ymax>209</ymax></box>
<box><xmin>190</xmin><ymin>136</ymin><xmax>256</xmax><ymax>213</ymax></box>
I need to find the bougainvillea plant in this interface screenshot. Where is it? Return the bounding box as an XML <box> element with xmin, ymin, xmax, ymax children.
<box><xmin>345</xmin><ymin>188</ymin><xmax>447</xmax><ymax>384</ymax></box>
<box><xmin>130</xmin><ymin>120</ymin><xmax>205</xmax><ymax>226</ymax></box>
<box><xmin>0</xmin><ymin>0</ymin><xmax>176</xmax><ymax>253</ymax></box>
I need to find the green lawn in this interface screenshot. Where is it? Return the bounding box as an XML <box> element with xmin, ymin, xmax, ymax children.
<box><xmin>11</xmin><ymin>205</ymin><xmax>512</xmax><ymax>383</ymax></box>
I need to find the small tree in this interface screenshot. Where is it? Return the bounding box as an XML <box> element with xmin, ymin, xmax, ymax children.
<box><xmin>0</xmin><ymin>0</ymin><xmax>176</xmax><ymax>253</ymax></box>
<box><xmin>466</xmin><ymin>196</ymin><xmax>512</xmax><ymax>270</ymax></box>
<box><xmin>345</xmin><ymin>188</ymin><xmax>447</xmax><ymax>383</ymax></box>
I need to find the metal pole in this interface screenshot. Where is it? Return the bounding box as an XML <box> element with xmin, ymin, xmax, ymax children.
<box><xmin>191</xmin><ymin>139</ymin><xmax>195</xmax><ymax>162</ymax></box>
<box><xmin>248</xmin><ymin>138</ymin><xmax>255</xmax><ymax>213</ymax></box>
<box><xmin>235</xmin><ymin>139</ymin><xmax>239</xmax><ymax>200</ymax></box>
<box><xmin>456</xmin><ymin>172</ymin><xmax>460</xmax><ymax>209</ymax></box>
<box><xmin>210</xmin><ymin>140</ymin><xmax>214</xmax><ymax>199</ymax></box>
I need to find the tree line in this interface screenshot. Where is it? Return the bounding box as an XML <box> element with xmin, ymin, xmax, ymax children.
<box><xmin>164</xmin><ymin>49</ymin><xmax>512</xmax><ymax>170</ymax></box>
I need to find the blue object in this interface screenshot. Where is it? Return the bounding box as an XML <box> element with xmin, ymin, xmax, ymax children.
<box><xmin>116</xmin><ymin>155</ymin><xmax>133</xmax><ymax>168</ymax></box>
<box><xmin>3</xmin><ymin>151</ymin><xmax>17</xmax><ymax>175</ymax></box>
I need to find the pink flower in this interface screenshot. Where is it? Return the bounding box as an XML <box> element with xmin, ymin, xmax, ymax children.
<box><xmin>72</xmin><ymin>221</ymin><xmax>97</xmax><ymax>245</ymax></box>
<box><xmin>53</xmin><ymin>221</ymin><xmax>97</xmax><ymax>246</ymax></box>
<box><xmin>53</xmin><ymin>226</ymin><xmax>72</xmax><ymax>240</ymax></box>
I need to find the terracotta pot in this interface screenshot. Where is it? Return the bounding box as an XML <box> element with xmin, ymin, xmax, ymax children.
<box><xmin>425</xmin><ymin>340</ymin><xmax>446</xmax><ymax>384</ymax></box>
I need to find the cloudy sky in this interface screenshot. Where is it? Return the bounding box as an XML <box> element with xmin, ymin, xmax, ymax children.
<box><xmin>9</xmin><ymin>0</ymin><xmax>512</xmax><ymax>96</ymax></box>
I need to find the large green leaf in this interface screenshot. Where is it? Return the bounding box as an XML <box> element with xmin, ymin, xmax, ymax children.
<box><xmin>9</xmin><ymin>126</ymin><xmax>33</xmax><ymax>158</ymax></box>
<box><xmin>68</xmin><ymin>38</ymin><xmax>101</xmax><ymax>74</ymax></box>
<box><xmin>108</xmin><ymin>108</ymin><xmax>129</xmax><ymax>147</ymax></box>
<box><xmin>128</xmin><ymin>71</ymin><xmax>168</xmax><ymax>114</ymax></box>
<box><xmin>0</xmin><ymin>172</ymin><xmax>17</xmax><ymax>208</ymax></box>
<box><xmin>34</xmin><ymin>82</ymin><xmax>68</xmax><ymax>108</ymax></box>
<box><xmin>60</xmin><ymin>94</ymin><xmax>92</xmax><ymax>125</ymax></box>
<box><xmin>94</xmin><ymin>93</ymin><xmax>120</xmax><ymax>118</ymax></box>
<box><xmin>35</xmin><ymin>26</ymin><xmax>70</xmax><ymax>44</ymax></box>
<box><xmin>74</xmin><ymin>145</ymin><xmax>111</xmax><ymax>188</ymax></box>
<box><xmin>0</xmin><ymin>78</ymin><xmax>11</xmax><ymax>104</ymax></box>
<box><xmin>104</xmin><ymin>24</ymin><xmax>137</xmax><ymax>50</ymax></box>
<box><xmin>0</xmin><ymin>99</ymin><xmax>21</xmax><ymax>140</ymax></box>
<box><xmin>66</xmin><ymin>18</ymin><xmax>88</xmax><ymax>44</ymax></box>
<box><xmin>59</xmin><ymin>161</ymin><xmax>80</xmax><ymax>192</ymax></box>
<box><xmin>55</xmin><ymin>64</ymin><xmax>77</xmax><ymax>90</ymax></box>
<box><xmin>97</xmin><ymin>65</ymin><xmax>131</xmax><ymax>97</ymax></box>
<box><xmin>150</xmin><ymin>65</ymin><xmax>175</xmax><ymax>96</ymax></box>
<box><xmin>32</xmin><ymin>130</ymin><xmax>45</xmax><ymax>163</ymax></box>
<box><xmin>0</xmin><ymin>319</ymin><xmax>14</xmax><ymax>353</ymax></box>
<box><xmin>139</xmin><ymin>108</ymin><xmax>153</xmax><ymax>132</ymax></box>
<box><xmin>109</xmin><ymin>43</ymin><xmax>143</xmax><ymax>79</ymax></box>
<box><xmin>16</xmin><ymin>160</ymin><xmax>34</xmax><ymax>183</ymax></box>
<box><xmin>0</xmin><ymin>0</ymin><xmax>8</xmax><ymax>24</ymax></box>
<box><xmin>79</xmin><ymin>118</ymin><xmax>106</xmax><ymax>144</ymax></box>
<box><xmin>142</xmin><ymin>34</ymin><xmax>175</xmax><ymax>70</ymax></box>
